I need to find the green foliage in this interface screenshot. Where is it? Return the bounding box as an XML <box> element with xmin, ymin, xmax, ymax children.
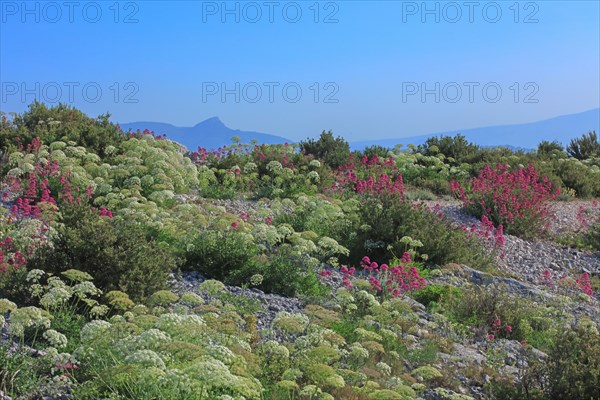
<box><xmin>536</xmin><ymin>140</ymin><xmax>564</xmax><ymax>157</ymax></box>
<box><xmin>300</xmin><ymin>130</ymin><xmax>351</xmax><ymax>169</ymax></box>
<box><xmin>349</xmin><ymin>196</ymin><xmax>493</xmax><ymax>269</ymax></box>
<box><xmin>488</xmin><ymin>323</ymin><xmax>600</xmax><ymax>400</ymax></box>
<box><xmin>411</xmin><ymin>284</ymin><xmax>461</xmax><ymax>311</ymax></box>
<box><xmin>582</xmin><ymin>221</ymin><xmax>600</xmax><ymax>250</ymax></box>
<box><xmin>566</xmin><ymin>131</ymin><xmax>600</xmax><ymax>160</ymax></box>
<box><xmin>547</xmin><ymin>157</ymin><xmax>600</xmax><ymax>198</ymax></box>
<box><xmin>2</xmin><ymin>103</ymin><xmax>599</xmax><ymax>400</ymax></box>
<box><xmin>444</xmin><ymin>284</ymin><xmax>561</xmax><ymax>348</ymax></box>
<box><xmin>0</xmin><ymin>102</ymin><xmax>124</xmax><ymax>157</ymax></box>
<box><xmin>417</xmin><ymin>134</ymin><xmax>481</xmax><ymax>165</ymax></box>
<box><xmin>185</xmin><ymin>229</ymin><xmax>259</xmax><ymax>281</ymax></box>
<box><xmin>30</xmin><ymin>202</ymin><xmax>176</xmax><ymax>300</ymax></box>
<box><xmin>0</xmin><ymin>345</ymin><xmax>48</xmax><ymax>398</ymax></box>
<box><xmin>361</xmin><ymin>145</ymin><xmax>391</xmax><ymax>159</ymax></box>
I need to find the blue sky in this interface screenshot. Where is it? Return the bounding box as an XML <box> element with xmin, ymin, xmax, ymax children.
<box><xmin>1</xmin><ymin>0</ymin><xmax>599</xmax><ymax>141</ymax></box>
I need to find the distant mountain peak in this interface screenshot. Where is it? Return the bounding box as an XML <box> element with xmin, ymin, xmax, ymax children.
<box><xmin>195</xmin><ymin>116</ymin><xmax>225</xmax><ymax>128</ymax></box>
<box><xmin>118</xmin><ymin>118</ymin><xmax>290</xmax><ymax>150</ymax></box>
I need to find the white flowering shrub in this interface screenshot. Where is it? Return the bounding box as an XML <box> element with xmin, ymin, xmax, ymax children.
<box><xmin>80</xmin><ymin>320</ymin><xmax>112</xmax><ymax>343</ymax></box>
<box><xmin>43</xmin><ymin>329</ymin><xmax>68</xmax><ymax>349</ymax></box>
<box><xmin>125</xmin><ymin>349</ymin><xmax>166</xmax><ymax>369</ymax></box>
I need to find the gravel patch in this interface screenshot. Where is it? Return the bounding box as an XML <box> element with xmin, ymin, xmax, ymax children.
<box><xmin>421</xmin><ymin>200</ymin><xmax>600</xmax><ymax>282</ymax></box>
<box><xmin>168</xmin><ymin>271</ymin><xmax>304</xmax><ymax>335</ymax></box>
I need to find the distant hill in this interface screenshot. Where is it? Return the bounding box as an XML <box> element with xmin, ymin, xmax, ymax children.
<box><xmin>350</xmin><ymin>108</ymin><xmax>600</xmax><ymax>151</ymax></box>
<box><xmin>120</xmin><ymin>109</ymin><xmax>600</xmax><ymax>152</ymax></box>
<box><xmin>118</xmin><ymin>117</ymin><xmax>291</xmax><ymax>151</ymax></box>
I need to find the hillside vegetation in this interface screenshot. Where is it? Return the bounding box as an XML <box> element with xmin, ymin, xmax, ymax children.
<box><xmin>0</xmin><ymin>103</ymin><xmax>599</xmax><ymax>400</ymax></box>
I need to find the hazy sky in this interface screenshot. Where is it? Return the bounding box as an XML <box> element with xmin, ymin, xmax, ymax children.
<box><xmin>1</xmin><ymin>0</ymin><xmax>599</xmax><ymax>141</ymax></box>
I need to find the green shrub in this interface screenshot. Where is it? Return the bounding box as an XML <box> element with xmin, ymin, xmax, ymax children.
<box><xmin>30</xmin><ymin>202</ymin><xmax>176</xmax><ymax>300</ymax></box>
<box><xmin>361</xmin><ymin>145</ymin><xmax>391</xmax><ymax>159</ymax></box>
<box><xmin>583</xmin><ymin>222</ymin><xmax>600</xmax><ymax>250</ymax></box>
<box><xmin>417</xmin><ymin>134</ymin><xmax>482</xmax><ymax>165</ymax></box>
<box><xmin>444</xmin><ymin>285</ymin><xmax>559</xmax><ymax>347</ymax></box>
<box><xmin>349</xmin><ymin>195</ymin><xmax>493</xmax><ymax>269</ymax></box>
<box><xmin>411</xmin><ymin>284</ymin><xmax>461</xmax><ymax>310</ymax></box>
<box><xmin>184</xmin><ymin>229</ymin><xmax>259</xmax><ymax>281</ymax></box>
<box><xmin>0</xmin><ymin>101</ymin><xmax>124</xmax><ymax>157</ymax></box>
<box><xmin>536</xmin><ymin>140</ymin><xmax>564</xmax><ymax>158</ymax></box>
<box><xmin>300</xmin><ymin>130</ymin><xmax>351</xmax><ymax>169</ymax></box>
<box><xmin>0</xmin><ymin>345</ymin><xmax>48</xmax><ymax>398</ymax></box>
<box><xmin>567</xmin><ymin>131</ymin><xmax>600</xmax><ymax>160</ymax></box>
<box><xmin>488</xmin><ymin>323</ymin><xmax>600</xmax><ymax>400</ymax></box>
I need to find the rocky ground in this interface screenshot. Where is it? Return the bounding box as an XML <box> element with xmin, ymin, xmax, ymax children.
<box><xmin>421</xmin><ymin>200</ymin><xmax>600</xmax><ymax>283</ymax></box>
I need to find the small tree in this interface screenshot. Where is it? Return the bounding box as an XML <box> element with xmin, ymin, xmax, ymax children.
<box><xmin>567</xmin><ymin>131</ymin><xmax>600</xmax><ymax>160</ymax></box>
<box><xmin>299</xmin><ymin>130</ymin><xmax>350</xmax><ymax>168</ymax></box>
<box><xmin>537</xmin><ymin>140</ymin><xmax>564</xmax><ymax>157</ymax></box>
<box><xmin>418</xmin><ymin>134</ymin><xmax>481</xmax><ymax>164</ymax></box>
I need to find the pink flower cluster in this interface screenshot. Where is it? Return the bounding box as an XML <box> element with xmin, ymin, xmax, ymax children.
<box><xmin>576</xmin><ymin>201</ymin><xmax>600</xmax><ymax>230</ymax></box>
<box><xmin>334</xmin><ymin>254</ymin><xmax>426</xmax><ymax>299</ymax></box>
<box><xmin>7</xmin><ymin>138</ymin><xmax>114</xmax><ymax>223</ymax></box>
<box><xmin>487</xmin><ymin>317</ymin><xmax>512</xmax><ymax>341</ymax></box>
<box><xmin>98</xmin><ymin>207</ymin><xmax>113</xmax><ymax>219</ymax></box>
<box><xmin>463</xmin><ymin>215</ymin><xmax>505</xmax><ymax>257</ymax></box>
<box><xmin>330</xmin><ymin>155</ymin><xmax>404</xmax><ymax>199</ymax></box>
<box><xmin>576</xmin><ymin>272</ymin><xmax>594</xmax><ymax>297</ymax></box>
<box><xmin>542</xmin><ymin>269</ymin><xmax>594</xmax><ymax>298</ymax></box>
<box><xmin>0</xmin><ymin>236</ymin><xmax>27</xmax><ymax>272</ymax></box>
<box><xmin>451</xmin><ymin>163</ymin><xmax>559</xmax><ymax>234</ymax></box>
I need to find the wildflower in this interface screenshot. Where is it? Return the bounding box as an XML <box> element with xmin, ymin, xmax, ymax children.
<box><xmin>89</xmin><ymin>305</ymin><xmax>109</xmax><ymax>318</ymax></box>
<box><xmin>9</xmin><ymin>306</ymin><xmax>52</xmax><ymax>337</ymax></box>
<box><xmin>52</xmin><ymin>353</ymin><xmax>79</xmax><ymax>375</ymax></box>
<box><xmin>576</xmin><ymin>272</ymin><xmax>594</xmax><ymax>297</ymax></box>
<box><xmin>0</xmin><ymin>298</ymin><xmax>17</xmax><ymax>313</ymax></box>
<box><xmin>135</xmin><ymin>328</ymin><xmax>171</xmax><ymax>349</ymax></box>
<box><xmin>61</xmin><ymin>269</ymin><xmax>93</xmax><ymax>283</ymax></box>
<box><xmin>376</xmin><ymin>361</ymin><xmax>392</xmax><ymax>376</ymax></box>
<box><xmin>72</xmin><ymin>281</ymin><xmax>101</xmax><ymax>299</ymax></box>
<box><xmin>307</xmin><ymin>170</ymin><xmax>320</xmax><ymax>182</ymax></box>
<box><xmin>250</xmin><ymin>274</ymin><xmax>264</xmax><ymax>286</ymax></box>
<box><xmin>309</xmin><ymin>159</ymin><xmax>321</xmax><ymax>168</ymax></box>
<box><xmin>26</xmin><ymin>269</ymin><xmax>45</xmax><ymax>283</ymax></box>
<box><xmin>40</xmin><ymin>286</ymin><xmax>73</xmax><ymax>309</ymax></box>
<box><xmin>125</xmin><ymin>349</ymin><xmax>166</xmax><ymax>369</ymax></box>
<box><xmin>80</xmin><ymin>320</ymin><xmax>111</xmax><ymax>343</ymax></box>
<box><xmin>43</xmin><ymin>329</ymin><xmax>68</xmax><ymax>349</ymax></box>
<box><xmin>319</xmin><ymin>269</ymin><xmax>332</xmax><ymax>278</ymax></box>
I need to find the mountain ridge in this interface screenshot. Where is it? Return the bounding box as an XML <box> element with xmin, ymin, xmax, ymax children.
<box><xmin>350</xmin><ymin>108</ymin><xmax>600</xmax><ymax>150</ymax></box>
<box><xmin>119</xmin><ymin>108</ymin><xmax>600</xmax><ymax>151</ymax></box>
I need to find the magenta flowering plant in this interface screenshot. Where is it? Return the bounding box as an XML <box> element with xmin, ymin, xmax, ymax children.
<box><xmin>542</xmin><ymin>269</ymin><xmax>594</xmax><ymax>298</ymax></box>
<box><xmin>451</xmin><ymin>163</ymin><xmax>559</xmax><ymax>238</ymax></box>
<box><xmin>329</xmin><ymin>154</ymin><xmax>404</xmax><ymax>200</ymax></box>
<box><xmin>337</xmin><ymin>255</ymin><xmax>426</xmax><ymax>301</ymax></box>
<box><xmin>0</xmin><ymin>236</ymin><xmax>27</xmax><ymax>273</ymax></box>
<box><xmin>462</xmin><ymin>215</ymin><xmax>505</xmax><ymax>259</ymax></box>
<box><xmin>487</xmin><ymin>317</ymin><xmax>513</xmax><ymax>342</ymax></box>
<box><xmin>576</xmin><ymin>272</ymin><xmax>594</xmax><ymax>297</ymax></box>
<box><xmin>9</xmin><ymin>160</ymin><xmax>112</xmax><ymax>222</ymax></box>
